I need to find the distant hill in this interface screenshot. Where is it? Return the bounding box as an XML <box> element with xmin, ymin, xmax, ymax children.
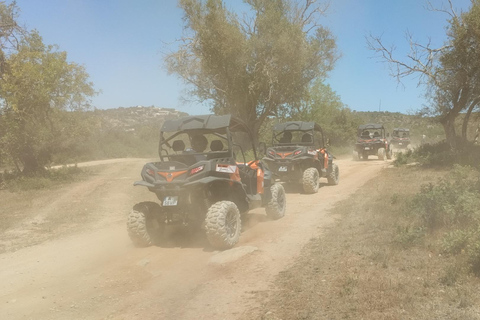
<box><xmin>91</xmin><ymin>105</ymin><xmax>189</xmax><ymax>132</ymax></box>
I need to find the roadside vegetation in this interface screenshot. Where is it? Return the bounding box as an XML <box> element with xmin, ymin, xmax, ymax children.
<box><xmin>248</xmin><ymin>146</ymin><xmax>480</xmax><ymax>319</ymax></box>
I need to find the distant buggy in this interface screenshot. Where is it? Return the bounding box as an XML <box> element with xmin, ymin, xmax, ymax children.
<box><xmin>390</xmin><ymin>128</ymin><xmax>411</xmax><ymax>149</ymax></box>
<box><xmin>128</xmin><ymin>114</ymin><xmax>286</xmax><ymax>250</ymax></box>
<box><xmin>353</xmin><ymin>123</ymin><xmax>392</xmax><ymax>160</ymax></box>
<box><xmin>263</xmin><ymin>121</ymin><xmax>339</xmax><ymax>194</ymax></box>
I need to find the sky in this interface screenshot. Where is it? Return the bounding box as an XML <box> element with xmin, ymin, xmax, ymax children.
<box><xmin>13</xmin><ymin>0</ymin><xmax>473</xmax><ymax>115</ymax></box>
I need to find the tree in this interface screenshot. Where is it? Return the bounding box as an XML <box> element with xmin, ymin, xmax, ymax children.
<box><xmin>368</xmin><ymin>0</ymin><xmax>480</xmax><ymax>148</ymax></box>
<box><xmin>0</xmin><ymin>1</ymin><xmax>25</xmax><ymax>76</ymax></box>
<box><xmin>0</xmin><ymin>31</ymin><xmax>96</xmax><ymax>174</ymax></box>
<box><xmin>166</xmin><ymin>0</ymin><xmax>338</xmax><ymax>140</ymax></box>
<box><xmin>279</xmin><ymin>80</ymin><xmax>359</xmax><ymax>145</ymax></box>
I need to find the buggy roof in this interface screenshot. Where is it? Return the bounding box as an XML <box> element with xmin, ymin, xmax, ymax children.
<box><xmin>161</xmin><ymin>114</ymin><xmax>248</xmax><ymax>133</ymax></box>
<box><xmin>273</xmin><ymin>121</ymin><xmax>322</xmax><ymax>132</ymax></box>
<box><xmin>358</xmin><ymin>123</ymin><xmax>384</xmax><ymax>130</ymax></box>
<box><xmin>393</xmin><ymin>128</ymin><xmax>410</xmax><ymax>132</ymax></box>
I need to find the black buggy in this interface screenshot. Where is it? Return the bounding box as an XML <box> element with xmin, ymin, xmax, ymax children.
<box><xmin>262</xmin><ymin>121</ymin><xmax>339</xmax><ymax>194</ymax></box>
<box><xmin>390</xmin><ymin>128</ymin><xmax>411</xmax><ymax>150</ymax></box>
<box><xmin>353</xmin><ymin>123</ymin><xmax>392</xmax><ymax>161</ymax></box>
<box><xmin>127</xmin><ymin>114</ymin><xmax>286</xmax><ymax>250</ymax></box>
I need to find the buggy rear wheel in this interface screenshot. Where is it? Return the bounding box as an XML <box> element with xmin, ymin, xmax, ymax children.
<box><xmin>127</xmin><ymin>202</ymin><xmax>163</xmax><ymax>247</ymax></box>
<box><xmin>302</xmin><ymin>167</ymin><xmax>320</xmax><ymax>194</ymax></box>
<box><xmin>205</xmin><ymin>201</ymin><xmax>241</xmax><ymax>249</ymax></box>
<box><xmin>327</xmin><ymin>163</ymin><xmax>340</xmax><ymax>185</ymax></box>
<box><xmin>266</xmin><ymin>183</ymin><xmax>286</xmax><ymax>220</ymax></box>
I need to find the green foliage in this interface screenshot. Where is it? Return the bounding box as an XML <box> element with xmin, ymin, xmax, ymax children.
<box><xmin>166</xmin><ymin>0</ymin><xmax>338</xmax><ymax>138</ymax></box>
<box><xmin>393</xmin><ymin>141</ymin><xmax>480</xmax><ymax>169</ymax></box>
<box><xmin>280</xmin><ymin>80</ymin><xmax>360</xmax><ymax>147</ymax></box>
<box><xmin>441</xmin><ymin>229</ymin><xmax>472</xmax><ymax>255</ymax></box>
<box><xmin>0</xmin><ymin>30</ymin><xmax>96</xmax><ymax>174</ymax></box>
<box><xmin>401</xmin><ymin>165</ymin><xmax>480</xmax><ymax>274</ymax></box>
<box><xmin>409</xmin><ymin>165</ymin><xmax>480</xmax><ymax>229</ymax></box>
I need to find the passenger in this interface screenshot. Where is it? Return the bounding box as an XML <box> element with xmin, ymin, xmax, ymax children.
<box><xmin>279</xmin><ymin>131</ymin><xmax>292</xmax><ymax>144</ymax></box>
<box><xmin>301</xmin><ymin>133</ymin><xmax>313</xmax><ymax>143</ymax></box>
<box><xmin>190</xmin><ymin>134</ymin><xmax>208</xmax><ymax>153</ymax></box>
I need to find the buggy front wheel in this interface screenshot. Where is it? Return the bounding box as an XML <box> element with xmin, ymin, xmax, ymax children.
<box><xmin>302</xmin><ymin>167</ymin><xmax>320</xmax><ymax>194</ymax></box>
<box><xmin>327</xmin><ymin>163</ymin><xmax>339</xmax><ymax>185</ymax></box>
<box><xmin>266</xmin><ymin>183</ymin><xmax>286</xmax><ymax>220</ymax></box>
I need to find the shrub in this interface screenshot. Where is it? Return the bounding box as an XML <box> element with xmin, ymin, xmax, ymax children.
<box><xmin>394</xmin><ymin>141</ymin><xmax>480</xmax><ymax>169</ymax></box>
<box><xmin>442</xmin><ymin>229</ymin><xmax>473</xmax><ymax>255</ymax></box>
<box><xmin>408</xmin><ymin>165</ymin><xmax>480</xmax><ymax>229</ymax></box>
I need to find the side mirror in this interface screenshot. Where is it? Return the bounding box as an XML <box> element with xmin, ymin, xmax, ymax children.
<box><xmin>257</xmin><ymin>142</ymin><xmax>267</xmax><ymax>157</ymax></box>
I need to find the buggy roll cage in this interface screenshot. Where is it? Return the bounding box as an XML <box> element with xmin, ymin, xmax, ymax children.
<box><xmin>157</xmin><ymin>114</ymin><xmax>258</xmax><ymax>161</ymax></box>
<box><xmin>272</xmin><ymin>121</ymin><xmax>325</xmax><ymax>148</ymax></box>
<box><xmin>357</xmin><ymin>123</ymin><xmax>386</xmax><ymax>138</ymax></box>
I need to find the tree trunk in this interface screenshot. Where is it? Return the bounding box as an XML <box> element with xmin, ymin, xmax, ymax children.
<box><xmin>20</xmin><ymin>146</ymin><xmax>42</xmax><ymax>175</ymax></box>
<box><xmin>441</xmin><ymin>115</ymin><xmax>458</xmax><ymax>149</ymax></box>
<box><xmin>461</xmin><ymin>98</ymin><xmax>479</xmax><ymax>141</ymax></box>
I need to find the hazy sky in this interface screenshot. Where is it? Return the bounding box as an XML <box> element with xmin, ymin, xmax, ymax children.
<box><xmin>14</xmin><ymin>0</ymin><xmax>472</xmax><ymax>115</ymax></box>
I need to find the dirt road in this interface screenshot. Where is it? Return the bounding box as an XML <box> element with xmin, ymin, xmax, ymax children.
<box><xmin>0</xmin><ymin>158</ymin><xmax>388</xmax><ymax>319</ymax></box>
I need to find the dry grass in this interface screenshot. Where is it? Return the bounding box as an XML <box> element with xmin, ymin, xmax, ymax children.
<box><xmin>245</xmin><ymin>167</ymin><xmax>480</xmax><ymax>320</ymax></box>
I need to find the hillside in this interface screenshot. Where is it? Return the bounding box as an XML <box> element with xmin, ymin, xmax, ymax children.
<box><xmin>91</xmin><ymin>105</ymin><xmax>188</xmax><ymax>131</ymax></box>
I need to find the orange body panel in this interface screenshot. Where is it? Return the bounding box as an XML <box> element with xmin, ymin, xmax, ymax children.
<box><xmin>157</xmin><ymin>170</ymin><xmax>188</xmax><ymax>182</ymax></box>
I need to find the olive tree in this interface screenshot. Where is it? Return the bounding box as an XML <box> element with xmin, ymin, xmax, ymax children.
<box><xmin>166</xmin><ymin>0</ymin><xmax>338</xmax><ymax>139</ymax></box>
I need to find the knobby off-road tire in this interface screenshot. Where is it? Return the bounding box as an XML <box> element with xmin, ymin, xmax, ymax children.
<box><xmin>327</xmin><ymin>163</ymin><xmax>340</xmax><ymax>185</ymax></box>
<box><xmin>205</xmin><ymin>201</ymin><xmax>241</xmax><ymax>250</ymax></box>
<box><xmin>266</xmin><ymin>183</ymin><xmax>286</xmax><ymax>220</ymax></box>
<box><xmin>302</xmin><ymin>167</ymin><xmax>320</xmax><ymax>194</ymax></box>
<box><xmin>377</xmin><ymin>147</ymin><xmax>386</xmax><ymax>160</ymax></box>
<box><xmin>127</xmin><ymin>202</ymin><xmax>163</xmax><ymax>247</ymax></box>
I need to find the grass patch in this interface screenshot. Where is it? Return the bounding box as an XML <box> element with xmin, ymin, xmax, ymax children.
<box><xmin>244</xmin><ymin>166</ymin><xmax>480</xmax><ymax>320</ymax></box>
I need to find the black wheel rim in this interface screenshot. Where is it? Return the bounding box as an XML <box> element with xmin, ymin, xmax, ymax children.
<box><xmin>226</xmin><ymin>209</ymin><xmax>238</xmax><ymax>237</ymax></box>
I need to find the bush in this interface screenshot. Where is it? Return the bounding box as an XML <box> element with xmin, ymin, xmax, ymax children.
<box><xmin>394</xmin><ymin>141</ymin><xmax>480</xmax><ymax>169</ymax></box>
<box><xmin>409</xmin><ymin>165</ymin><xmax>480</xmax><ymax>229</ymax></box>
<box><xmin>442</xmin><ymin>229</ymin><xmax>473</xmax><ymax>255</ymax></box>
<box><xmin>402</xmin><ymin>164</ymin><xmax>480</xmax><ymax>275</ymax></box>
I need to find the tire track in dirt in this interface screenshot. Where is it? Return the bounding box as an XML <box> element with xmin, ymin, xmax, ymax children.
<box><xmin>0</xmin><ymin>158</ymin><xmax>388</xmax><ymax>320</ymax></box>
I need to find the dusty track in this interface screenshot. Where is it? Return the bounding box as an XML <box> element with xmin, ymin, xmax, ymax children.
<box><xmin>0</xmin><ymin>158</ymin><xmax>388</xmax><ymax>319</ymax></box>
